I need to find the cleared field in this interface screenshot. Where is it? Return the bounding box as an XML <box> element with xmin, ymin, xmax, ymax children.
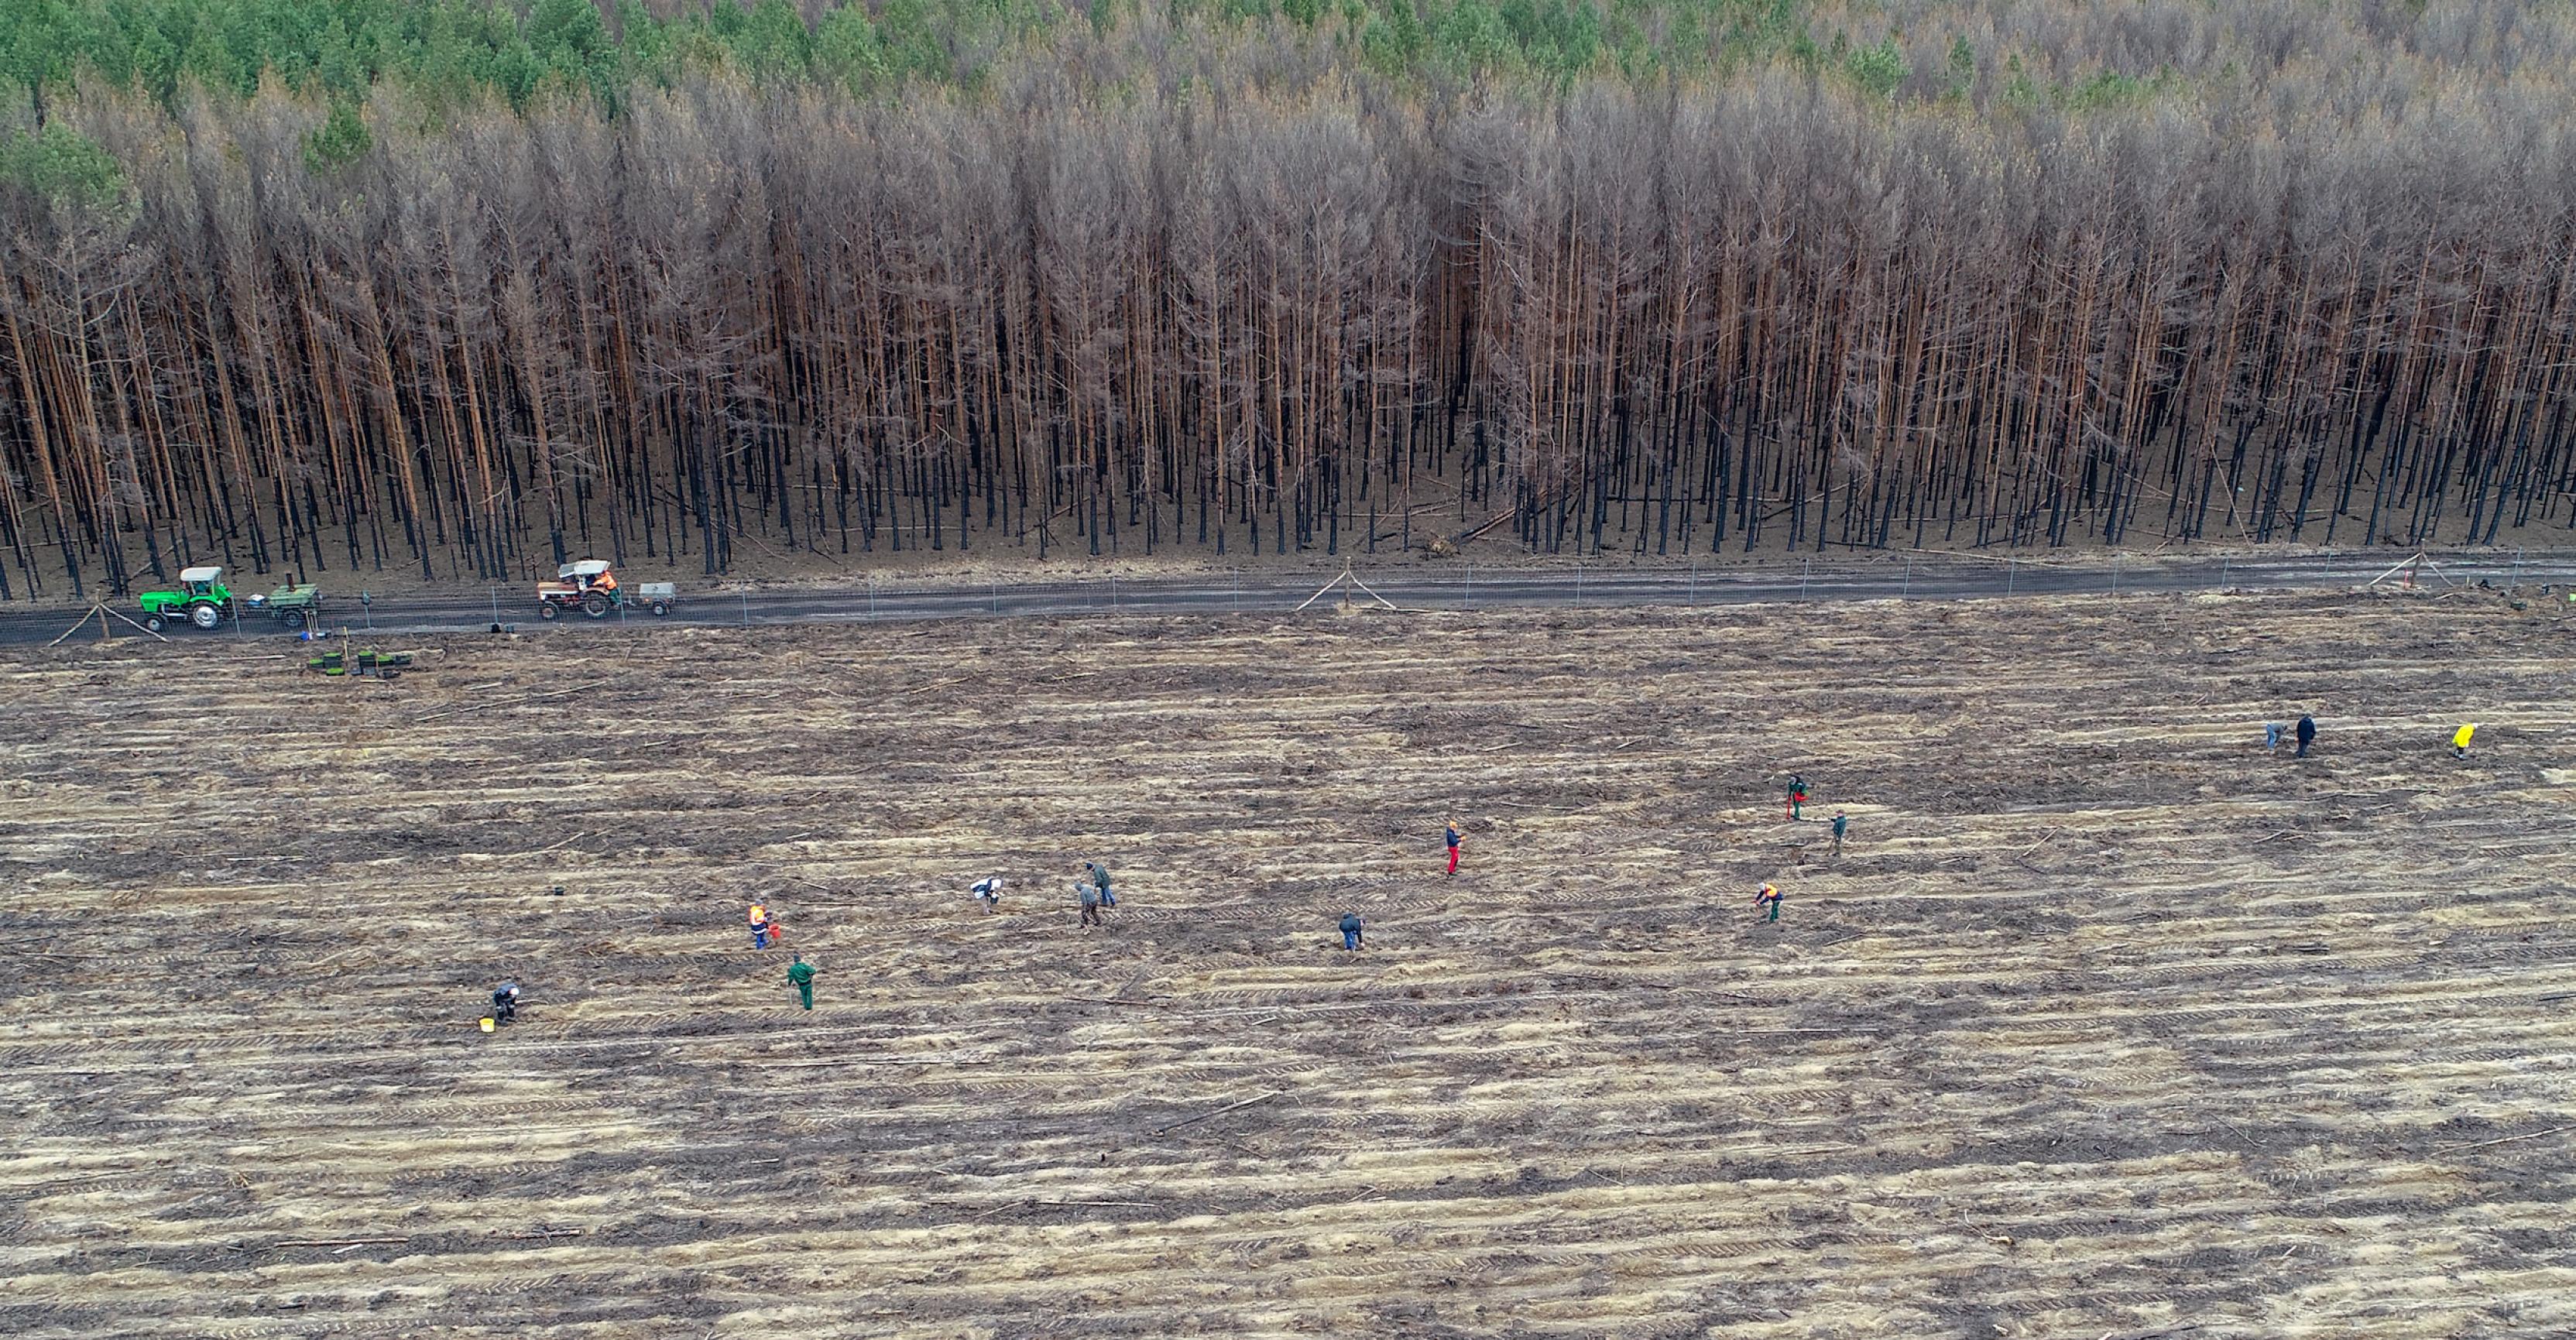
<box><xmin>3</xmin><ymin>591</ymin><xmax>2574</xmax><ymax>1339</ymax></box>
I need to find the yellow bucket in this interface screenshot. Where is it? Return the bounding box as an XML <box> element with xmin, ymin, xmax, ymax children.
<box><xmin>479</xmin><ymin>1017</ymin><xmax>496</xmax><ymax>1033</ymax></box>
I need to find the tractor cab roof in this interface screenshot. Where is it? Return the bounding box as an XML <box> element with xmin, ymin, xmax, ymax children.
<box><xmin>558</xmin><ymin>560</ymin><xmax>613</xmax><ymax>581</ymax></box>
<box><xmin>179</xmin><ymin>565</ymin><xmax>224</xmax><ymax>584</ymax></box>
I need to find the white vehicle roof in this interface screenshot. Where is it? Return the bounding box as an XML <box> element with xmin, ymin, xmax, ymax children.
<box><xmin>558</xmin><ymin>560</ymin><xmax>614</xmax><ymax>579</ymax></box>
<box><xmin>179</xmin><ymin>565</ymin><xmax>224</xmax><ymax>583</ymax></box>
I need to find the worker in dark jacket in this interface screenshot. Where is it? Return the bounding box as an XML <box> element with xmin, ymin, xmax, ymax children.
<box><xmin>2296</xmin><ymin>715</ymin><xmax>2317</xmax><ymax>758</ymax></box>
<box><xmin>490</xmin><ymin>981</ymin><xmax>520</xmax><ymax>1025</ymax></box>
<box><xmin>1339</xmin><ymin>912</ymin><xmax>1364</xmax><ymax>951</ymax></box>
<box><xmin>1086</xmin><ymin>862</ymin><xmax>1115</xmax><ymax>908</ymax></box>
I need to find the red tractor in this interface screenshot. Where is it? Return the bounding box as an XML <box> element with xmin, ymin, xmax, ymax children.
<box><xmin>536</xmin><ymin>560</ymin><xmax>676</xmax><ymax>619</ymax></box>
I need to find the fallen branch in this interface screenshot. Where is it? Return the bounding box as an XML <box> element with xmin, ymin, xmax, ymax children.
<box><xmin>749</xmin><ymin>1055</ymin><xmax>993</xmax><ymax>1068</ymax></box>
<box><xmin>1453</xmin><ymin>506</ymin><xmax>1518</xmax><ymax>545</ymax></box>
<box><xmin>1343</xmin><ymin>570</ymin><xmax>1429</xmax><ymax>613</ymax></box>
<box><xmin>1291</xmin><ymin>571</ymin><xmax>1351</xmax><ymax>613</ymax></box>
<box><xmin>2428</xmin><ymin>1124</ymin><xmax>2574</xmax><ymax>1156</ymax></box>
<box><xmin>46</xmin><ymin>601</ymin><xmax>170</xmax><ymax>648</ymax></box>
<box><xmin>269</xmin><ymin>1236</ymin><xmax>408</xmax><ymax>1249</ymax></box>
<box><xmin>1151</xmin><ymin>1089</ymin><xmax>1283</xmax><ymax>1136</ymax></box>
<box><xmin>2250</xmin><ymin>830</ymin><xmax>2308</xmax><ymax>845</ymax></box>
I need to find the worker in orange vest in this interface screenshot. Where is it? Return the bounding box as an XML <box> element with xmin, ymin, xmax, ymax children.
<box><xmin>749</xmin><ymin>902</ymin><xmax>779</xmax><ymax>950</ymax></box>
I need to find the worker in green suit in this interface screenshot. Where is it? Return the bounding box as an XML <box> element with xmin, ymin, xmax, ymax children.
<box><xmin>787</xmin><ymin>954</ymin><xmax>815</xmax><ymax>1010</ymax></box>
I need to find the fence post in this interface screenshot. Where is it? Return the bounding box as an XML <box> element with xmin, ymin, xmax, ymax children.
<box><xmin>1800</xmin><ymin>557</ymin><xmax>1813</xmax><ymax>601</ymax></box>
<box><xmin>741</xmin><ymin>591</ymin><xmax>749</xmax><ymax>627</ymax></box>
<box><xmin>490</xmin><ymin>588</ymin><xmax>499</xmax><ymax>625</ymax></box>
<box><xmin>1576</xmin><ymin>564</ymin><xmax>1583</xmax><ymax>608</ymax></box>
<box><xmin>2513</xmin><ymin>547</ymin><xmax>2523</xmax><ymax>588</ymax></box>
<box><xmin>2219</xmin><ymin>557</ymin><xmax>2228</xmax><ymax>591</ymax></box>
<box><xmin>868</xmin><ymin>577</ymin><xmax>876</xmax><ymax>622</ymax></box>
<box><xmin>2113</xmin><ymin>553</ymin><xmax>2121</xmax><ymax>596</ymax></box>
<box><xmin>1902</xmin><ymin>556</ymin><xmax>1912</xmax><ymax>600</ymax></box>
<box><xmin>2005</xmin><ymin>557</ymin><xmax>2015</xmax><ymax>595</ymax></box>
<box><xmin>1233</xmin><ymin>567</ymin><xmax>1240</xmax><ymax>612</ymax></box>
<box><xmin>1112</xmin><ymin>576</ymin><xmax>1119</xmax><ymax>611</ymax></box>
<box><xmin>992</xmin><ymin>580</ymin><xmax>1000</xmax><ymax>616</ymax></box>
<box><xmin>1466</xmin><ymin>565</ymin><xmax>1473</xmax><ymax>609</ymax></box>
<box><xmin>1689</xmin><ymin>560</ymin><xmax>1697</xmax><ymax>606</ymax></box>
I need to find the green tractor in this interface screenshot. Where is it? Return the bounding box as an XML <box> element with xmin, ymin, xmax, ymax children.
<box><xmin>139</xmin><ymin>565</ymin><xmax>324</xmax><ymax>632</ymax></box>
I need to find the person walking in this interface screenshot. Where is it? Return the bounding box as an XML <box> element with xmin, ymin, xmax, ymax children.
<box><xmin>2295</xmin><ymin>715</ymin><xmax>2317</xmax><ymax>759</ymax></box>
<box><xmin>1754</xmin><ymin>882</ymin><xmax>1783</xmax><ymax>923</ymax></box>
<box><xmin>2454</xmin><ymin>723</ymin><xmax>2477</xmax><ymax>760</ymax></box>
<box><xmin>1339</xmin><ymin>912</ymin><xmax>1364</xmax><ymax>951</ymax></box>
<box><xmin>1085</xmin><ymin>862</ymin><xmax>1116</xmax><ymax>909</ymax></box>
<box><xmin>1445</xmin><ymin>819</ymin><xmax>1462</xmax><ymax>878</ymax></box>
<box><xmin>1078</xmin><ymin>880</ymin><xmax>1103</xmax><ymax>928</ymax></box>
<box><xmin>971</xmin><ymin>876</ymin><xmax>1003</xmax><ymax>913</ymax></box>
<box><xmin>1831</xmin><ymin>811</ymin><xmax>1848</xmax><ymax>856</ymax></box>
<box><xmin>787</xmin><ymin>954</ymin><xmax>815</xmax><ymax>1010</ymax></box>
<box><xmin>749</xmin><ymin>902</ymin><xmax>775</xmax><ymax>950</ymax></box>
<box><xmin>1785</xmin><ymin>775</ymin><xmax>1808</xmax><ymax>822</ymax></box>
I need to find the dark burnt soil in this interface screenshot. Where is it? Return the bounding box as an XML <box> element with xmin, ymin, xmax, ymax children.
<box><xmin>3</xmin><ymin>590</ymin><xmax>2573</xmax><ymax>1338</ymax></box>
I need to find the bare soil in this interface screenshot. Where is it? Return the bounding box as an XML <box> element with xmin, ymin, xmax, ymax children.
<box><xmin>3</xmin><ymin>591</ymin><xmax>2572</xmax><ymax>1338</ymax></box>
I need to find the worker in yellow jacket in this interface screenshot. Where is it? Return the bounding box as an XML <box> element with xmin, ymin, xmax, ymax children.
<box><xmin>2453</xmin><ymin>723</ymin><xmax>2477</xmax><ymax>760</ymax></box>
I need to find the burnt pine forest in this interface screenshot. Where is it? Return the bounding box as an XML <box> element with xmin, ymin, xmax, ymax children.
<box><xmin>2</xmin><ymin>0</ymin><xmax>2572</xmax><ymax>600</ymax></box>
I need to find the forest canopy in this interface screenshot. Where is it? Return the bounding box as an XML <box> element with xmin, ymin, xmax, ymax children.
<box><xmin>2</xmin><ymin>0</ymin><xmax>2573</xmax><ymax>598</ymax></box>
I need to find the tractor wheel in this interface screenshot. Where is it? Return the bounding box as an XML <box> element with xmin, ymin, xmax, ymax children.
<box><xmin>189</xmin><ymin>602</ymin><xmax>222</xmax><ymax>630</ymax></box>
<box><xmin>280</xmin><ymin>609</ymin><xmax>306</xmax><ymax>630</ymax></box>
<box><xmin>582</xmin><ymin>593</ymin><xmax>612</xmax><ymax>619</ymax></box>
<box><xmin>537</xmin><ymin>602</ymin><xmax>561</xmax><ymax>621</ymax></box>
<box><xmin>650</xmin><ymin>600</ymin><xmax>671</xmax><ymax>617</ymax></box>
<box><xmin>145</xmin><ymin>614</ymin><xmax>166</xmax><ymax>633</ymax></box>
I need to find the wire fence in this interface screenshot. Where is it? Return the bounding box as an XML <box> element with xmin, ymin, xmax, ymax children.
<box><xmin>502</xmin><ymin>548</ymin><xmax>2576</xmax><ymax>629</ymax></box>
<box><xmin>21</xmin><ymin>548</ymin><xmax>2575</xmax><ymax>644</ymax></box>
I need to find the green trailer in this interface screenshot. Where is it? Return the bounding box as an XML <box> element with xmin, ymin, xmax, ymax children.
<box><xmin>139</xmin><ymin>566</ymin><xmax>323</xmax><ymax>632</ymax></box>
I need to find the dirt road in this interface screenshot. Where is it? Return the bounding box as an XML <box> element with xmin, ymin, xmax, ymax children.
<box><xmin>1</xmin><ymin>548</ymin><xmax>2561</xmax><ymax>643</ymax></box>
